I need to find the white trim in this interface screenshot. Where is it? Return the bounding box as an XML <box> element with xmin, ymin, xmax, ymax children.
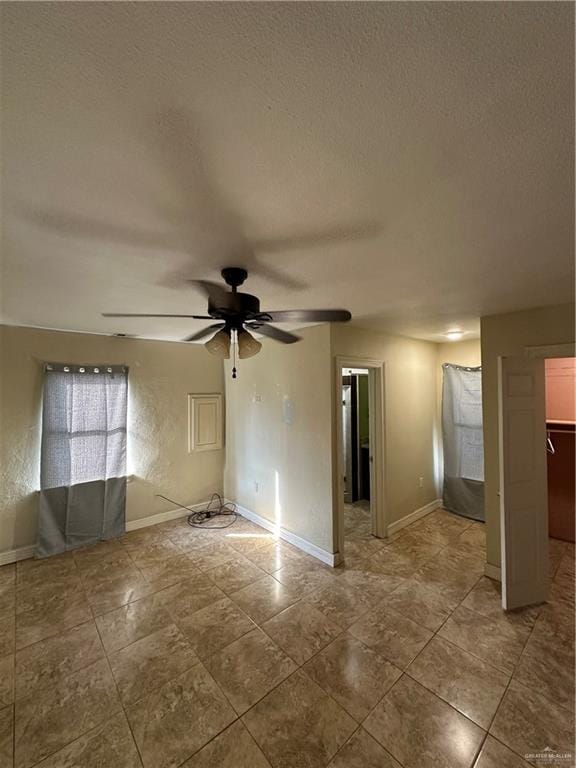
<box><xmin>334</xmin><ymin>356</ymin><xmax>387</xmax><ymax>555</ymax></box>
<box><xmin>0</xmin><ymin>501</ymin><xmax>212</xmax><ymax>565</ymax></box>
<box><xmin>524</xmin><ymin>343</ymin><xmax>575</xmax><ymax>359</ymax></box>
<box><xmin>230</xmin><ymin>501</ymin><xmax>339</xmax><ymax>567</ymax></box>
<box><xmin>484</xmin><ymin>562</ymin><xmax>502</xmax><ymax>582</ymax></box>
<box><xmin>386</xmin><ymin>498</ymin><xmax>442</xmax><ymax>536</ymax></box>
<box><xmin>0</xmin><ymin>545</ymin><xmax>35</xmax><ymax>567</ymax></box>
<box><xmin>126</xmin><ymin>500</ymin><xmax>212</xmax><ymax>532</ymax></box>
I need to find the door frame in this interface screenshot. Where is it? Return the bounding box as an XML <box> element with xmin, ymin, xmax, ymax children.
<box><xmin>498</xmin><ymin>341</ymin><xmax>575</xmax><ymax>608</ymax></box>
<box><xmin>334</xmin><ymin>356</ymin><xmax>387</xmax><ymax>562</ymax></box>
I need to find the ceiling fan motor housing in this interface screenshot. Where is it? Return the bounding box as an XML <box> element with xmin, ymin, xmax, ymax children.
<box><xmin>208</xmin><ymin>291</ymin><xmax>261</xmax><ymax>321</ymax></box>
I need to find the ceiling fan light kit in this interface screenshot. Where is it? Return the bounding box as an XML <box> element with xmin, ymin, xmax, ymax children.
<box><xmin>103</xmin><ymin>267</ymin><xmax>352</xmax><ymax>378</ymax></box>
<box><xmin>205</xmin><ymin>328</ymin><xmax>231</xmax><ymax>358</ymax></box>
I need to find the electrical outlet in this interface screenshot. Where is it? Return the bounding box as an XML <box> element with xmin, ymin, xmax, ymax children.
<box><xmin>418</xmin><ymin>476</ymin><xmax>424</xmax><ymax>488</ymax></box>
<box><xmin>254</xmin><ymin>481</ymin><xmax>259</xmax><ymax>493</ymax></box>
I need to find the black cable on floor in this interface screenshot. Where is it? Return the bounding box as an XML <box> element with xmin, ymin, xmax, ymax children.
<box><xmin>155</xmin><ymin>492</ymin><xmax>238</xmax><ymax>529</ymax></box>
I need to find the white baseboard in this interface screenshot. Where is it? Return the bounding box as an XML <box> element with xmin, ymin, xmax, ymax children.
<box><xmin>0</xmin><ymin>545</ymin><xmax>35</xmax><ymax>567</ymax></box>
<box><xmin>386</xmin><ymin>498</ymin><xmax>442</xmax><ymax>537</ymax></box>
<box><xmin>484</xmin><ymin>563</ymin><xmax>502</xmax><ymax>582</ymax></box>
<box><xmin>230</xmin><ymin>501</ymin><xmax>338</xmax><ymax>567</ymax></box>
<box><xmin>0</xmin><ymin>500</ymin><xmax>212</xmax><ymax>566</ymax></box>
<box><xmin>126</xmin><ymin>500</ymin><xmax>211</xmax><ymax>532</ymax></box>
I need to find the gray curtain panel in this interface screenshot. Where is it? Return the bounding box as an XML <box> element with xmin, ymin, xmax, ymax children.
<box><xmin>442</xmin><ymin>363</ymin><xmax>485</xmax><ymax>521</ymax></box>
<box><xmin>37</xmin><ymin>364</ymin><xmax>128</xmax><ymax>557</ymax></box>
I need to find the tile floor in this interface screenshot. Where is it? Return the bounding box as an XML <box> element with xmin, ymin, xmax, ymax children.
<box><xmin>0</xmin><ymin>506</ymin><xmax>573</xmax><ymax>768</ymax></box>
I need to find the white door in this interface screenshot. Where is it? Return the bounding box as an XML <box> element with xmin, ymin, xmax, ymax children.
<box><xmin>498</xmin><ymin>356</ymin><xmax>548</xmax><ymax>609</ymax></box>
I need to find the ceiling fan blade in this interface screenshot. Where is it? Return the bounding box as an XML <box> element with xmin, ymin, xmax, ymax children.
<box><xmin>187</xmin><ymin>279</ymin><xmax>229</xmax><ymax>304</ymax></box>
<box><xmin>261</xmin><ymin>309</ymin><xmax>352</xmax><ymax>323</ymax></box>
<box><xmin>183</xmin><ymin>324</ymin><xmax>225</xmax><ymax>342</ymax></box>
<box><xmin>102</xmin><ymin>313</ymin><xmax>213</xmax><ymax>319</ymax></box>
<box><xmin>248</xmin><ymin>323</ymin><xmax>301</xmax><ymax>344</ymax></box>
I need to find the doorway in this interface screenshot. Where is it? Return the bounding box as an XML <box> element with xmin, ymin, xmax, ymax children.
<box><xmin>342</xmin><ymin>368</ymin><xmax>371</xmax><ymax>538</ymax></box>
<box><xmin>335</xmin><ymin>357</ymin><xmax>386</xmax><ymax>563</ymax></box>
<box><xmin>499</xmin><ymin>344</ymin><xmax>575</xmax><ymax>610</ymax></box>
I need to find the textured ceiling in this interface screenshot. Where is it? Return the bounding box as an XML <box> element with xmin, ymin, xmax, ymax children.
<box><xmin>1</xmin><ymin>2</ymin><xmax>574</xmax><ymax>343</ymax></box>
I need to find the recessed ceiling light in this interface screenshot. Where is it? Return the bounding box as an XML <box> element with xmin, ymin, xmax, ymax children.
<box><xmin>444</xmin><ymin>330</ymin><xmax>465</xmax><ymax>341</ymax></box>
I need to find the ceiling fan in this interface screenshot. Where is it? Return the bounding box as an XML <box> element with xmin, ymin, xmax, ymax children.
<box><xmin>103</xmin><ymin>267</ymin><xmax>352</xmax><ymax>377</ymax></box>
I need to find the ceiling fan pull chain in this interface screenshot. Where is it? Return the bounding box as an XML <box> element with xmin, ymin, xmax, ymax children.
<box><xmin>232</xmin><ymin>329</ymin><xmax>237</xmax><ymax>379</ymax></box>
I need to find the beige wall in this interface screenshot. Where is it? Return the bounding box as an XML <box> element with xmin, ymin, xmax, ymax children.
<box><xmin>0</xmin><ymin>325</ymin><xmax>225</xmax><ymax>554</ymax></box>
<box><xmin>224</xmin><ymin>325</ymin><xmax>334</xmax><ymax>553</ymax></box>
<box><xmin>331</xmin><ymin>325</ymin><xmax>438</xmax><ymax>527</ymax></box>
<box><xmin>481</xmin><ymin>303</ymin><xmax>575</xmax><ymax>569</ymax></box>
<box><xmin>436</xmin><ymin>339</ymin><xmax>482</xmax><ymax>494</ymax></box>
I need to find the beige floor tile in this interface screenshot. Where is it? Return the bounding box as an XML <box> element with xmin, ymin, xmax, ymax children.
<box><xmin>139</xmin><ymin>553</ymin><xmax>200</xmax><ymax>590</ymax></box>
<box><xmin>328</xmin><ymin>728</ymin><xmax>402</xmax><ymax>768</ymax></box>
<box><xmin>407</xmin><ymin>636</ymin><xmax>509</xmax><ymax>728</ymax></box>
<box><xmin>513</xmin><ymin>634</ymin><xmax>575</xmax><ymax>713</ymax></box>
<box><xmin>304</xmin><ymin>581</ymin><xmax>380</xmax><ymax>629</ymax></box>
<box><xmin>0</xmin><ymin>655</ymin><xmax>14</xmax><ymax>707</ymax></box>
<box><xmin>125</xmin><ymin>539</ymin><xmax>184</xmax><ymax>570</ymax></box>
<box><xmin>461</xmin><ymin>578</ymin><xmax>540</xmax><ymax>628</ymax></box>
<box><xmin>225</xmin><ymin>532</ymin><xmax>277</xmax><ymax>556</ymax></box>
<box><xmin>83</xmin><ymin>569</ymin><xmax>153</xmax><ymax>617</ymax></box>
<box><xmin>15</xmin><ymin>577</ymin><xmax>85</xmax><ymax>617</ymax></box>
<box><xmin>205</xmin><ymin>555</ymin><xmax>267</xmax><ymax>595</ymax></box>
<box><xmin>456</xmin><ymin>524</ymin><xmax>486</xmax><ymax>551</ymax></box>
<box><xmin>385</xmin><ymin>579</ymin><xmax>456</xmax><ymax>632</ymax></box>
<box><xmin>188</xmin><ymin>541</ymin><xmax>239</xmax><ymax>571</ymax></box>
<box><xmin>119</xmin><ymin>526</ymin><xmax>168</xmax><ymax>551</ymax></box>
<box><xmin>0</xmin><ymin>565</ymin><xmax>15</xmax><ymax>589</ymax></box>
<box><xmin>75</xmin><ymin>548</ymin><xmax>134</xmax><ymax>583</ymax></box>
<box><xmin>0</xmin><ymin>705</ymin><xmax>13</xmax><ymax>768</ymax></box>
<box><xmin>348</xmin><ymin>603</ymin><xmax>433</xmax><ymax>668</ymax></box>
<box><xmin>243</xmin><ymin>543</ymin><xmax>305</xmax><ymax>574</ymax></box>
<box><xmin>0</xmin><ymin>573</ymin><xmax>15</xmax><ymax>616</ymax></box>
<box><xmin>14</xmin><ymin>657</ymin><xmax>121</xmax><ymax>768</ymax></box>
<box><xmin>182</xmin><ymin>720</ymin><xmax>271</xmax><ymax>768</ymax></box>
<box><xmin>95</xmin><ymin>592</ymin><xmax>172</xmax><ymax>653</ymax></box>
<box><xmin>529</xmin><ymin>601</ymin><xmax>574</xmax><ymax>653</ymax></box>
<box><xmin>16</xmin><ymin>554</ymin><xmax>77</xmax><ymax>589</ymax></box>
<box><xmin>408</xmin><ymin>516</ymin><xmax>466</xmax><ymax>548</ymax></box>
<box><xmin>263</xmin><ymin>601</ymin><xmax>342</xmax><ymax>665</ymax></box>
<box><xmin>0</xmin><ymin>613</ymin><xmax>15</xmax><ymax>658</ymax></box>
<box><xmin>364</xmin><ymin>675</ymin><xmax>485</xmax><ymax>768</ymax></box>
<box><xmin>272</xmin><ymin>560</ymin><xmax>339</xmax><ymax>596</ymax></box>
<box><xmin>412</xmin><ymin>558</ymin><xmax>481</xmax><ymax>603</ymax></box>
<box><xmin>339</xmin><ymin>568</ymin><xmax>405</xmax><ymax>599</ymax></box>
<box><xmin>15</xmin><ymin>621</ymin><xmax>104</xmax><ymax>700</ymax></box>
<box><xmin>229</xmin><ymin>576</ymin><xmax>300</xmax><ymax>624</ymax></box>
<box><xmin>438</xmin><ymin>606</ymin><xmax>531</xmax><ymax>675</ymax></box>
<box><xmin>15</xmin><ymin>589</ymin><xmax>92</xmax><ymax>649</ymax></box>
<box><xmin>126</xmin><ymin>663</ymin><xmax>236</xmax><ymax>768</ymax></box>
<box><xmin>473</xmin><ymin>735</ymin><xmax>532</xmax><ymax>768</ymax></box>
<box><xmin>344</xmin><ymin>537</ymin><xmax>387</xmax><ymax>561</ymax></box>
<box><xmin>73</xmin><ymin>539</ymin><xmax>125</xmax><ymax>567</ymax></box>
<box><xmin>304</xmin><ymin>635</ymin><xmax>401</xmax><ymax>722</ymax></box>
<box><xmin>32</xmin><ymin>713</ymin><xmax>142</xmax><ymax>767</ymax></box>
<box><xmin>109</xmin><ymin>623</ymin><xmax>198</xmax><ymax>705</ymax></box>
<box><xmin>176</xmin><ymin>596</ymin><xmax>255</xmax><ymax>660</ymax></box>
<box><xmin>206</xmin><ymin>628</ymin><xmax>296</xmax><ymax>714</ymax></box>
<box><xmin>243</xmin><ymin>669</ymin><xmax>356</xmax><ymax>768</ymax></box>
<box><xmin>490</xmin><ymin>680</ymin><xmax>575</xmax><ymax>768</ymax></box>
<box><xmin>160</xmin><ymin>575</ymin><xmax>226</xmax><ymax>621</ymax></box>
<box><xmin>368</xmin><ymin>539</ymin><xmax>441</xmax><ymax>578</ymax></box>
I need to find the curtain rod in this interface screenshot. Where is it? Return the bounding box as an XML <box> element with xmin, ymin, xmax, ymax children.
<box><xmin>44</xmin><ymin>363</ymin><xmax>128</xmax><ymax>374</ymax></box>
